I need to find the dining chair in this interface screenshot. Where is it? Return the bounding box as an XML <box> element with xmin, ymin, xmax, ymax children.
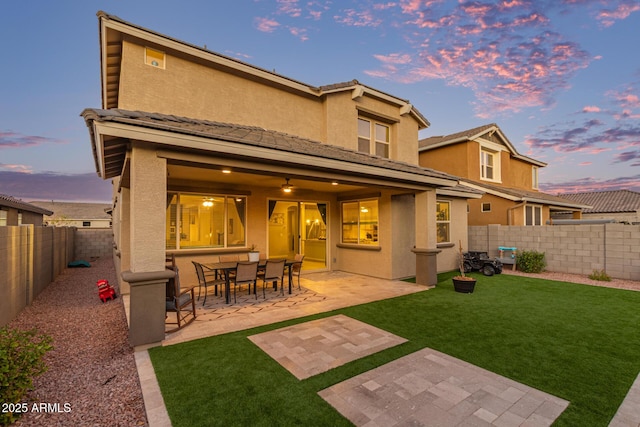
<box><xmin>290</xmin><ymin>254</ymin><xmax>305</xmax><ymax>290</ymax></box>
<box><xmin>258</xmin><ymin>259</ymin><xmax>286</xmax><ymax>297</ymax></box>
<box><xmin>165</xmin><ymin>266</ymin><xmax>196</xmax><ymax>332</ymax></box>
<box><xmin>232</xmin><ymin>261</ymin><xmax>258</xmax><ymax>303</ymax></box>
<box><xmin>192</xmin><ymin>261</ymin><xmax>226</xmax><ymax>305</ymax></box>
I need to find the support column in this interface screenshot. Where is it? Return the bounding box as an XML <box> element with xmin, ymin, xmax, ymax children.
<box><xmin>123</xmin><ymin>145</ymin><xmax>168</xmax><ymax>346</ymax></box>
<box><xmin>413</xmin><ymin>190</ymin><xmax>440</xmax><ymax>287</ymax></box>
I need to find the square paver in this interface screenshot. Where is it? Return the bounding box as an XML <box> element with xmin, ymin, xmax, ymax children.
<box><xmin>318</xmin><ymin>348</ymin><xmax>569</xmax><ymax>427</ymax></box>
<box><xmin>248</xmin><ymin>314</ymin><xmax>407</xmax><ymax>379</ymax></box>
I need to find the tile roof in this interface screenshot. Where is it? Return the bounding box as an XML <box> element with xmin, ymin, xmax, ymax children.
<box><xmin>461</xmin><ymin>180</ymin><xmax>590</xmax><ymax>209</ymax></box>
<box><xmin>81</xmin><ymin>108</ymin><xmax>457</xmax><ymax>185</ymax></box>
<box><xmin>419</xmin><ymin>123</ymin><xmax>497</xmax><ymax>148</ymax></box>
<box><xmin>0</xmin><ymin>194</ymin><xmax>53</xmax><ymax>215</ymax></box>
<box><xmin>28</xmin><ymin>201</ymin><xmax>112</xmax><ymax>220</ymax></box>
<box><xmin>558</xmin><ymin>190</ymin><xmax>640</xmax><ymax>213</ymax></box>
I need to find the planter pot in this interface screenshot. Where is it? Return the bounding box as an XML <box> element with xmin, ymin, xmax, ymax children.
<box><xmin>453</xmin><ymin>276</ymin><xmax>476</xmax><ymax>293</ymax></box>
<box><xmin>248</xmin><ymin>251</ymin><xmax>260</xmax><ymax>262</ymax></box>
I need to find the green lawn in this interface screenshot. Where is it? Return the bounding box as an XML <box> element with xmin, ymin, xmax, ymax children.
<box><xmin>149</xmin><ymin>271</ymin><xmax>640</xmax><ymax>426</ymax></box>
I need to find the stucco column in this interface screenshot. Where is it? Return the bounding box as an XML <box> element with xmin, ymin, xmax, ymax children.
<box><xmin>123</xmin><ymin>145</ymin><xmax>168</xmax><ymax>346</ymax></box>
<box><xmin>413</xmin><ymin>190</ymin><xmax>440</xmax><ymax>287</ymax></box>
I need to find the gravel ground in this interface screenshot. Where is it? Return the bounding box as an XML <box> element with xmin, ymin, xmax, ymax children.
<box><xmin>5</xmin><ymin>258</ymin><xmax>639</xmax><ymax>426</ymax></box>
<box><xmin>8</xmin><ymin>257</ymin><xmax>147</xmax><ymax>427</ymax></box>
<box><xmin>502</xmin><ymin>268</ymin><xmax>640</xmax><ymax>291</ymax></box>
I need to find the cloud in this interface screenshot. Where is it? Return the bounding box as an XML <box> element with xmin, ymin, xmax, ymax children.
<box><xmin>255</xmin><ymin>17</ymin><xmax>280</xmax><ymax>33</ymax></box>
<box><xmin>0</xmin><ymin>163</ymin><xmax>33</xmax><ymax>173</ymax></box>
<box><xmin>334</xmin><ymin>8</ymin><xmax>382</xmax><ymax>27</ymax></box>
<box><xmin>582</xmin><ymin>105</ymin><xmax>601</xmax><ymax>113</ymax></box>
<box><xmin>0</xmin><ymin>171</ymin><xmax>112</xmax><ymax>202</ymax></box>
<box><xmin>0</xmin><ymin>131</ymin><xmax>66</xmax><ymax>149</ymax></box>
<box><xmin>539</xmin><ymin>174</ymin><xmax>640</xmax><ymax>194</ymax></box>
<box><xmin>596</xmin><ymin>1</ymin><xmax>640</xmax><ymax>27</ymax></box>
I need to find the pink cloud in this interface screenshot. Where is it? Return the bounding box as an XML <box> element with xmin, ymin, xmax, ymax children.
<box><xmin>597</xmin><ymin>1</ymin><xmax>640</xmax><ymax>27</ymax></box>
<box><xmin>276</xmin><ymin>0</ymin><xmax>302</xmax><ymax>17</ymax></box>
<box><xmin>583</xmin><ymin>105</ymin><xmax>601</xmax><ymax>113</ymax></box>
<box><xmin>255</xmin><ymin>17</ymin><xmax>280</xmax><ymax>33</ymax></box>
<box><xmin>578</xmin><ymin>162</ymin><xmax>592</xmax><ymax>166</ymax></box>
<box><xmin>288</xmin><ymin>27</ymin><xmax>309</xmax><ymax>41</ymax></box>
<box><xmin>0</xmin><ymin>163</ymin><xmax>33</xmax><ymax>173</ymax></box>
<box><xmin>0</xmin><ymin>131</ymin><xmax>65</xmax><ymax>149</ymax></box>
<box><xmin>334</xmin><ymin>9</ymin><xmax>382</xmax><ymax>27</ymax></box>
<box><xmin>540</xmin><ymin>175</ymin><xmax>640</xmax><ymax>194</ymax></box>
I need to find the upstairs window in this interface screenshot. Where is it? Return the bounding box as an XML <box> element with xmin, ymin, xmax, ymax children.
<box><xmin>0</xmin><ymin>210</ymin><xmax>6</xmax><ymax>226</ymax></box>
<box><xmin>532</xmin><ymin>166</ymin><xmax>539</xmax><ymax>189</ymax></box>
<box><xmin>358</xmin><ymin>118</ymin><xmax>390</xmax><ymax>158</ymax></box>
<box><xmin>480</xmin><ymin>149</ymin><xmax>496</xmax><ymax>181</ymax></box>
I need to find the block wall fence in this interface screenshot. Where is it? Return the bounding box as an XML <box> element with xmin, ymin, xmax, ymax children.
<box><xmin>0</xmin><ymin>226</ymin><xmax>113</xmax><ymax>327</ymax></box>
<box><xmin>468</xmin><ymin>223</ymin><xmax>640</xmax><ymax>280</ymax></box>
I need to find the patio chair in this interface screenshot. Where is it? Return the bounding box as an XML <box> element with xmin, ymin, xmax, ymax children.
<box><xmin>258</xmin><ymin>259</ymin><xmax>286</xmax><ymax>298</ymax></box>
<box><xmin>231</xmin><ymin>261</ymin><xmax>258</xmax><ymax>303</ymax></box>
<box><xmin>290</xmin><ymin>254</ymin><xmax>305</xmax><ymax>290</ymax></box>
<box><xmin>166</xmin><ymin>266</ymin><xmax>196</xmax><ymax>332</ymax></box>
<box><xmin>219</xmin><ymin>254</ymin><xmax>239</xmax><ymax>280</ymax></box>
<box><xmin>192</xmin><ymin>261</ymin><xmax>226</xmax><ymax>305</ymax></box>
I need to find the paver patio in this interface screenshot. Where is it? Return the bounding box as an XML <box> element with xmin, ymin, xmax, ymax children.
<box><xmin>248</xmin><ymin>314</ymin><xmax>408</xmax><ymax>379</ymax></box>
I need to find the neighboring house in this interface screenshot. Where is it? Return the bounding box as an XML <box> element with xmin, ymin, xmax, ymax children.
<box><xmin>552</xmin><ymin>190</ymin><xmax>640</xmax><ymax>224</ymax></box>
<box><xmin>419</xmin><ymin>123</ymin><xmax>588</xmax><ymax>226</ymax></box>
<box><xmin>0</xmin><ymin>194</ymin><xmax>53</xmax><ymax>226</ymax></box>
<box><xmin>82</xmin><ymin>12</ymin><xmax>477</xmax><ymax>345</ymax></box>
<box><xmin>28</xmin><ymin>201</ymin><xmax>112</xmax><ymax>228</ymax></box>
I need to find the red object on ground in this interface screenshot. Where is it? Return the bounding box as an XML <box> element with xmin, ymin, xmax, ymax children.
<box><xmin>96</xmin><ymin>279</ymin><xmax>117</xmax><ymax>302</ymax></box>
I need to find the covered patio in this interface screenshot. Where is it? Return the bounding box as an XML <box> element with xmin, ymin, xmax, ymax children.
<box><xmin>126</xmin><ymin>270</ymin><xmax>428</xmax><ymax>347</ymax></box>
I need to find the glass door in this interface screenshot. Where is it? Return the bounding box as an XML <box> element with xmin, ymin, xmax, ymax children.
<box><xmin>268</xmin><ymin>200</ymin><xmax>327</xmax><ymax>270</ymax></box>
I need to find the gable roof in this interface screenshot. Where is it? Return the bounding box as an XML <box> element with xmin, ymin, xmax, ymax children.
<box><xmin>461</xmin><ymin>180</ymin><xmax>590</xmax><ymax>210</ymax></box>
<box><xmin>28</xmin><ymin>201</ymin><xmax>112</xmax><ymax>220</ymax></box>
<box><xmin>97</xmin><ymin>11</ymin><xmax>429</xmax><ymax>128</ymax></box>
<box><xmin>81</xmin><ymin>108</ymin><xmax>458</xmax><ymax>189</ymax></box>
<box><xmin>419</xmin><ymin>123</ymin><xmax>547</xmax><ymax>167</ymax></box>
<box><xmin>558</xmin><ymin>190</ymin><xmax>640</xmax><ymax>213</ymax></box>
<box><xmin>0</xmin><ymin>194</ymin><xmax>53</xmax><ymax>216</ymax></box>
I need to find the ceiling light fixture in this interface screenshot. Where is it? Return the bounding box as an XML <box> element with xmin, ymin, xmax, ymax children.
<box><xmin>221</xmin><ymin>169</ymin><xmax>231</xmax><ymax>174</ymax></box>
<box><xmin>281</xmin><ymin>178</ymin><xmax>293</xmax><ymax>193</ymax></box>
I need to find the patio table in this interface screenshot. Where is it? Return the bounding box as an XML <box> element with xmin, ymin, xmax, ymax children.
<box><xmin>203</xmin><ymin>259</ymin><xmax>296</xmax><ymax>304</ymax></box>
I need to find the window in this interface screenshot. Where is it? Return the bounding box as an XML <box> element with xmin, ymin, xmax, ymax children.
<box><xmin>17</xmin><ymin>212</ymin><xmax>22</xmax><ymax>226</ymax></box>
<box><xmin>480</xmin><ymin>149</ymin><xmax>495</xmax><ymax>180</ymax></box>
<box><xmin>532</xmin><ymin>166</ymin><xmax>539</xmax><ymax>189</ymax></box>
<box><xmin>436</xmin><ymin>201</ymin><xmax>451</xmax><ymax>244</ymax></box>
<box><xmin>82</xmin><ymin>221</ymin><xmax>91</xmax><ymax>227</ymax></box>
<box><xmin>0</xmin><ymin>210</ymin><xmax>6</xmax><ymax>226</ymax></box>
<box><xmin>525</xmin><ymin>205</ymin><xmax>542</xmax><ymax>226</ymax></box>
<box><xmin>166</xmin><ymin>193</ymin><xmax>246</xmax><ymax>249</ymax></box>
<box><xmin>358</xmin><ymin>118</ymin><xmax>390</xmax><ymax>158</ymax></box>
<box><xmin>481</xmin><ymin>203</ymin><xmax>491</xmax><ymax>212</ymax></box>
<box><xmin>341</xmin><ymin>199</ymin><xmax>378</xmax><ymax>245</ymax></box>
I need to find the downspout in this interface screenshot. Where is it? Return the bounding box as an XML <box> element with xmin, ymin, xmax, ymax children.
<box><xmin>507</xmin><ymin>202</ymin><xmax>526</xmax><ymax>225</ymax></box>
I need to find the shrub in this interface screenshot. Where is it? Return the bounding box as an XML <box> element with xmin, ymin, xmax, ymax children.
<box><xmin>589</xmin><ymin>269</ymin><xmax>612</xmax><ymax>282</ymax></box>
<box><xmin>516</xmin><ymin>250</ymin><xmax>546</xmax><ymax>273</ymax></box>
<box><xmin>0</xmin><ymin>327</ymin><xmax>53</xmax><ymax>426</ymax></box>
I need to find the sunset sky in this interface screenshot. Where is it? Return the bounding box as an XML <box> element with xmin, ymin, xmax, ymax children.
<box><xmin>1</xmin><ymin>0</ymin><xmax>639</xmax><ymax>202</ymax></box>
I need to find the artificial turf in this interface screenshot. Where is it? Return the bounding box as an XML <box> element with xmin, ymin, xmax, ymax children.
<box><xmin>149</xmin><ymin>271</ymin><xmax>640</xmax><ymax>426</ymax></box>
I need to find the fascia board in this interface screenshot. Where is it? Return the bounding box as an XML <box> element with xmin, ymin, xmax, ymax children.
<box><xmin>522</xmin><ymin>197</ymin><xmax>592</xmax><ymax>210</ymax></box>
<box><xmin>92</xmin><ymin>121</ymin><xmax>456</xmax><ymax>189</ymax></box>
<box><xmin>461</xmin><ymin>181</ymin><xmax>521</xmax><ymax>201</ymax></box>
<box><xmin>436</xmin><ymin>187</ymin><xmax>484</xmax><ymax>199</ymax></box>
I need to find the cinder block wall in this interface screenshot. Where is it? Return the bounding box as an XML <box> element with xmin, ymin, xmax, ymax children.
<box><xmin>74</xmin><ymin>228</ymin><xmax>114</xmax><ymax>260</ymax></box>
<box><xmin>468</xmin><ymin>223</ymin><xmax>640</xmax><ymax>280</ymax></box>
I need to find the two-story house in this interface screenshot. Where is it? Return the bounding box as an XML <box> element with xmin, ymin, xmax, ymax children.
<box><xmin>419</xmin><ymin>124</ymin><xmax>588</xmax><ymax>226</ymax></box>
<box><xmin>82</xmin><ymin>12</ymin><xmax>477</xmax><ymax>345</ymax></box>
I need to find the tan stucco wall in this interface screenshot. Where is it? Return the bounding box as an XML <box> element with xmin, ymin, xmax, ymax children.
<box><xmin>419</xmin><ymin>143</ymin><xmax>470</xmax><ymax>178</ymax></box>
<box><xmin>117</xmin><ymin>41</ymin><xmax>421</xmax><ymax>165</ymax></box>
<box><xmin>436</xmin><ymin>198</ymin><xmax>469</xmax><ymax>272</ymax></box>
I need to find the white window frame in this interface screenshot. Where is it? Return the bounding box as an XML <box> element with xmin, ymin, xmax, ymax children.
<box><xmin>532</xmin><ymin>166</ymin><xmax>539</xmax><ymax>189</ymax></box>
<box><xmin>0</xmin><ymin>210</ymin><xmax>6</xmax><ymax>226</ymax></box>
<box><xmin>481</xmin><ymin>203</ymin><xmax>491</xmax><ymax>212</ymax></box>
<box><xmin>479</xmin><ymin>141</ymin><xmax>502</xmax><ymax>183</ymax></box>
<box><xmin>525</xmin><ymin>204</ymin><xmax>543</xmax><ymax>226</ymax></box>
<box><xmin>358</xmin><ymin>118</ymin><xmax>390</xmax><ymax>158</ymax></box>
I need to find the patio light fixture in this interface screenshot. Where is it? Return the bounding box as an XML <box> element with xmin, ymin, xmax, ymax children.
<box><xmin>281</xmin><ymin>178</ymin><xmax>293</xmax><ymax>193</ymax></box>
